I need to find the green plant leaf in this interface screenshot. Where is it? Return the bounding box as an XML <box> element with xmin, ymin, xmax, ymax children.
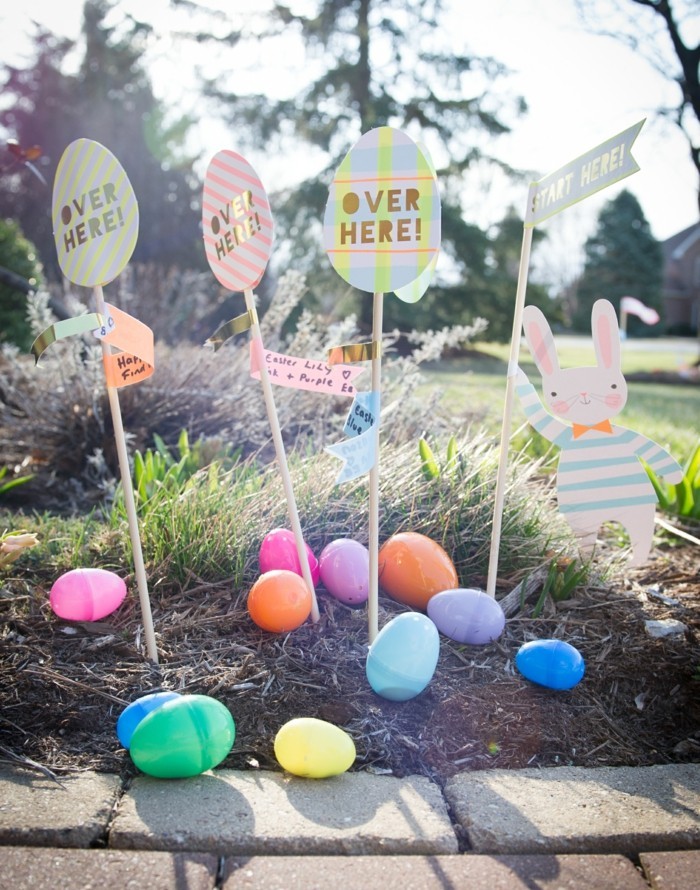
<box><xmin>419</xmin><ymin>437</ymin><xmax>440</xmax><ymax>480</ymax></box>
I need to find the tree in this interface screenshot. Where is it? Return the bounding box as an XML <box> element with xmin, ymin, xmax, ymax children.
<box><xmin>573</xmin><ymin>190</ymin><xmax>663</xmax><ymax>334</ymax></box>
<box><xmin>0</xmin><ymin>218</ymin><xmax>43</xmax><ymax>349</ymax></box>
<box><xmin>194</xmin><ymin>0</ymin><xmax>528</xmax><ymax>329</ymax></box>
<box><xmin>576</xmin><ymin>0</ymin><xmax>700</xmax><ymax>212</ymax></box>
<box><xmin>0</xmin><ymin>0</ymin><xmax>204</xmax><ymax>282</ymax></box>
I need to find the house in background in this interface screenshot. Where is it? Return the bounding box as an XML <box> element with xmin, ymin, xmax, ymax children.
<box><xmin>662</xmin><ymin>222</ymin><xmax>700</xmax><ymax>335</ymax></box>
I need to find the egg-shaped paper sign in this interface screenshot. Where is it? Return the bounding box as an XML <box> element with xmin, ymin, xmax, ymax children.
<box><xmin>323</xmin><ymin>127</ymin><xmax>441</xmax><ymax>294</ymax></box>
<box><xmin>52</xmin><ymin>139</ymin><xmax>138</xmax><ymax>287</ymax></box>
<box><xmin>202</xmin><ymin>150</ymin><xmax>274</xmax><ymax>292</ymax></box>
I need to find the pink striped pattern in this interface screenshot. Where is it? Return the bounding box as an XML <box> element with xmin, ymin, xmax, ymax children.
<box><xmin>202</xmin><ymin>150</ymin><xmax>274</xmax><ymax>291</ymax></box>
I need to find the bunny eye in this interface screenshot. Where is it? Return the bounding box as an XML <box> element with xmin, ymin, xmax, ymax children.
<box><xmin>611</xmin><ymin>384</ymin><xmax>617</xmax><ymax>390</ymax></box>
<box><xmin>550</xmin><ymin>391</ymin><xmax>557</xmax><ymax>397</ymax></box>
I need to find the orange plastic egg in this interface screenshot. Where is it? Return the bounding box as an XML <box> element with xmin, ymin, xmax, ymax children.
<box><xmin>378</xmin><ymin>532</ymin><xmax>458</xmax><ymax>611</ymax></box>
<box><xmin>247</xmin><ymin>570</ymin><xmax>312</xmax><ymax>633</ymax></box>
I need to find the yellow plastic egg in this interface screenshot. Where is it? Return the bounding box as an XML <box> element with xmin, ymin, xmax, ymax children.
<box><xmin>274</xmin><ymin>717</ymin><xmax>356</xmax><ymax>779</ymax></box>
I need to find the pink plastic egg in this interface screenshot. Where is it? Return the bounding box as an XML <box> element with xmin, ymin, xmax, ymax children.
<box><xmin>259</xmin><ymin>528</ymin><xmax>320</xmax><ymax>586</ymax></box>
<box><xmin>427</xmin><ymin>588</ymin><xmax>505</xmax><ymax>645</ymax></box>
<box><xmin>319</xmin><ymin>539</ymin><xmax>369</xmax><ymax>605</ymax></box>
<box><xmin>49</xmin><ymin>568</ymin><xmax>127</xmax><ymax>621</ymax></box>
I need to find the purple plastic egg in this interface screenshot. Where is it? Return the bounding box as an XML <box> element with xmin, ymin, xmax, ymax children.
<box><xmin>49</xmin><ymin>568</ymin><xmax>127</xmax><ymax>621</ymax></box>
<box><xmin>259</xmin><ymin>528</ymin><xmax>320</xmax><ymax>586</ymax></box>
<box><xmin>515</xmin><ymin>639</ymin><xmax>585</xmax><ymax>690</ymax></box>
<box><xmin>319</xmin><ymin>539</ymin><xmax>369</xmax><ymax>605</ymax></box>
<box><xmin>427</xmin><ymin>588</ymin><xmax>505</xmax><ymax>645</ymax></box>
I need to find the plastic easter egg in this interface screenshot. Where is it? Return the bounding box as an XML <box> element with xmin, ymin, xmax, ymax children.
<box><xmin>378</xmin><ymin>532</ymin><xmax>458</xmax><ymax>611</ymax></box>
<box><xmin>274</xmin><ymin>717</ymin><xmax>356</xmax><ymax>778</ymax></box>
<box><xmin>129</xmin><ymin>694</ymin><xmax>235</xmax><ymax>779</ymax></box>
<box><xmin>247</xmin><ymin>570</ymin><xmax>312</xmax><ymax>633</ymax></box>
<box><xmin>515</xmin><ymin>639</ymin><xmax>585</xmax><ymax>691</ymax></box>
<box><xmin>116</xmin><ymin>691</ymin><xmax>181</xmax><ymax>749</ymax></box>
<box><xmin>427</xmin><ymin>588</ymin><xmax>506</xmax><ymax>645</ymax></box>
<box><xmin>319</xmin><ymin>538</ymin><xmax>369</xmax><ymax>605</ymax></box>
<box><xmin>259</xmin><ymin>528</ymin><xmax>320</xmax><ymax>587</ymax></box>
<box><xmin>366</xmin><ymin>612</ymin><xmax>440</xmax><ymax>701</ymax></box>
<box><xmin>49</xmin><ymin>568</ymin><xmax>127</xmax><ymax>621</ymax></box>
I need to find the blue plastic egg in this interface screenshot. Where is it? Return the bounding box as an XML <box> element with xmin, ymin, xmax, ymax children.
<box><xmin>427</xmin><ymin>588</ymin><xmax>505</xmax><ymax>645</ymax></box>
<box><xmin>366</xmin><ymin>612</ymin><xmax>440</xmax><ymax>701</ymax></box>
<box><xmin>116</xmin><ymin>691</ymin><xmax>181</xmax><ymax>749</ymax></box>
<box><xmin>515</xmin><ymin>639</ymin><xmax>585</xmax><ymax>690</ymax></box>
<box><xmin>129</xmin><ymin>694</ymin><xmax>235</xmax><ymax>778</ymax></box>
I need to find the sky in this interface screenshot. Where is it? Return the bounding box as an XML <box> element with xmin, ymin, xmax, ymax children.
<box><xmin>1</xmin><ymin>0</ymin><xmax>698</xmax><ymax>277</ymax></box>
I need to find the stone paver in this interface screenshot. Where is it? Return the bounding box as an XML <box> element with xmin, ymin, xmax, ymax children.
<box><xmin>0</xmin><ymin>766</ymin><xmax>121</xmax><ymax>848</ymax></box>
<box><xmin>445</xmin><ymin>763</ymin><xmax>700</xmax><ymax>855</ymax></box>
<box><xmin>640</xmin><ymin>850</ymin><xmax>700</xmax><ymax>890</ymax></box>
<box><xmin>1</xmin><ymin>846</ymin><xmax>218</xmax><ymax>890</ymax></box>
<box><xmin>222</xmin><ymin>853</ymin><xmax>649</xmax><ymax>888</ymax></box>
<box><xmin>109</xmin><ymin>769</ymin><xmax>458</xmax><ymax>855</ymax></box>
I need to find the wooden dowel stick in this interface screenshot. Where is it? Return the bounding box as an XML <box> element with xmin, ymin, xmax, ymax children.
<box><xmin>244</xmin><ymin>288</ymin><xmax>320</xmax><ymax>622</ymax></box>
<box><xmin>486</xmin><ymin>222</ymin><xmax>534</xmax><ymax>599</ymax></box>
<box><xmin>93</xmin><ymin>286</ymin><xmax>158</xmax><ymax>662</ymax></box>
<box><xmin>368</xmin><ymin>291</ymin><xmax>384</xmax><ymax>643</ymax></box>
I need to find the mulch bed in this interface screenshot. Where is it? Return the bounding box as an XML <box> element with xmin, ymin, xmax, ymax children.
<box><xmin>1</xmin><ymin>535</ymin><xmax>698</xmax><ymax>786</ymax></box>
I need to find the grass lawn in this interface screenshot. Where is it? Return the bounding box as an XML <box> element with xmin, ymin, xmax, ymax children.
<box><xmin>420</xmin><ymin>338</ymin><xmax>700</xmax><ymax>461</ymax></box>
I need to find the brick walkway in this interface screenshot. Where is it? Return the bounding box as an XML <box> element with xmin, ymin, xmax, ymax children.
<box><xmin>1</xmin><ymin>763</ymin><xmax>698</xmax><ymax>888</ymax></box>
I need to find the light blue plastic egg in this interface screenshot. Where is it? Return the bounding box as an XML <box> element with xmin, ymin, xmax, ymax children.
<box><xmin>366</xmin><ymin>612</ymin><xmax>440</xmax><ymax>701</ymax></box>
<box><xmin>116</xmin><ymin>691</ymin><xmax>182</xmax><ymax>749</ymax></box>
<box><xmin>515</xmin><ymin>639</ymin><xmax>585</xmax><ymax>690</ymax></box>
<box><xmin>427</xmin><ymin>588</ymin><xmax>505</xmax><ymax>645</ymax></box>
<box><xmin>129</xmin><ymin>694</ymin><xmax>235</xmax><ymax>779</ymax></box>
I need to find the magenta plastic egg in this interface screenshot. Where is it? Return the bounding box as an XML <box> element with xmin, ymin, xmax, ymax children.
<box><xmin>427</xmin><ymin>588</ymin><xmax>505</xmax><ymax>645</ymax></box>
<box><xmin>49</xmin><ymin>568</ymin><xmax>127</xmax><ymax>621</ymax></box>
<box><xmin>319</xmin><ymin>539</ymin><xmax>369</xmax><ymax>605</ymax></box>
<box><xmin>259</xmin><ymin>528</ymin><xmax>320</xmax><ymax>586</ymax></box>
<box><xmin>515</xmin><ymin>639</ymin><xmax>585</xmax><ymax>690</ymax></box>
<box><xmin>366</xmin><ymin>613</ymin><xmax>440</xmax><ymax>701</ymax></box>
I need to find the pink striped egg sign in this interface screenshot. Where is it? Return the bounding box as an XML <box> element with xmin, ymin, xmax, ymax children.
<box><xmin>52</xmin><ymin>139</ymin><xmax>138</xmax><ymax>287</ymax></box>
<box><xmin>202</xmin><ymin>151</ymin><xmax>274</xmax><ymax>291</ymax></box>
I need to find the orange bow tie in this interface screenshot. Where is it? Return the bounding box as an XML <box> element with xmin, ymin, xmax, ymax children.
<box><xmin>571</xmin><ymin>419</ymin><xmax>613</xmax><ymax>439</ymax></box>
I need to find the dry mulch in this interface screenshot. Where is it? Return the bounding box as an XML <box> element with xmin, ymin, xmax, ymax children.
<box><xmin>1</xmin><ymin>534</ymin><xmax>698</xmax><ymax>786</ymax></box>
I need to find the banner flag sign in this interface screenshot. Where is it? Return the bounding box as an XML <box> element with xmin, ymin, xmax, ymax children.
<box><xmin>52</xmin><ymin>139</ymin><xmax>139</xmax><ymax>287</ymax></box>
<box><xmin>250</xmin><ymin>340</ymin><xmax>364</xmax><ymax>396</ymax></box>
<box><xmin>525</xmin><ymin>120</ymin><xmax>644</xmax><ymax>228</ymax></box>
<box><xmin>325</xmin><ymin>391</ymin><xmax>381</xmax><ymax>484</ymax></box>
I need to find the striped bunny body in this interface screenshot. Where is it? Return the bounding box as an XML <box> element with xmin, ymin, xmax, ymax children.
<box><xmin>517</xmin><ymin>299</ymin><xmax>683</xmax><ymax>565</ymax></box>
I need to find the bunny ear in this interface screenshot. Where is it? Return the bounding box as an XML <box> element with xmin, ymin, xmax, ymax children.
<box><xmin>592</xmin><ymin>299</ymin><xmax>621</xmax><ymax>370</ymax></box>
<box><xmin>522</xmin><ymin>305</ymin><xmax>559</xmax><ymax>377</ymax></box>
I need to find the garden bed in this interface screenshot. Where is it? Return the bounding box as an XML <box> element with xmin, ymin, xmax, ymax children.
<box><xmin>1</xmin><ymin>533</ymin><xmax>698</xmax><ymax>785</ymax></box>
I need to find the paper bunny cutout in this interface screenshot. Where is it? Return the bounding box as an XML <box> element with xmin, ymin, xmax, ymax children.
<box><xmin>516</xmin><ymin>298</ymin><xmax>684</xmax><ymax>565</ymax></box>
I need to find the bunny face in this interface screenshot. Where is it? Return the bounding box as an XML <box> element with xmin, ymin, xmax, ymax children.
<box><xmin>540</xmin><ymin>364</ymin><xmax>628</xmax><ymax>425</ymax></box>
<box><xmin>522</xmin><ymin>299</ymin><xmax>628</xmax><ymax>426</ymax></box>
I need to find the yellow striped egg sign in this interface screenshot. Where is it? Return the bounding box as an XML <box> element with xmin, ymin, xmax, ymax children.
<box><xmin>323</xmin><ymin>127</ymin><xmax>441</xmax><ymax>294</ymax></box>
<box><xmin>52</xmin><ymin>139</ymin><xmax>138</xmax><ymax>287</ymax></box>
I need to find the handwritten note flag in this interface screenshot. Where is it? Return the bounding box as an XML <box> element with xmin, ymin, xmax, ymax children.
<box><xmin>486</xmin><ymin>120</ymin><xmax>645</xmax><ymax>598</ymax></box>
<box><xmin>202</xmin><ymin>149</ymin><xmax>321</xmax><ymax>622</ymax></box>
<box><xmin>35</xmin><ymin>138</ymin><xmax>158</xmax><ymax>662</ymax></box>
<box><xmin>322</xmin><ymin>126</ymin><xmax>441</xmax><ymax>641</ymax></box>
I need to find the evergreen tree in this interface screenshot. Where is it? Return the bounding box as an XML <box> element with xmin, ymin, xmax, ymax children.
<box><xmin>0</xmin><ymin>0</ymin><xmax>203</xmax><ymax>281</ymax></box>
<box><xmin>573</xmin><ymin>189</ymin><xmax>662</xmax><ymax>334</ymax></box>
<box><xmin>0</xmin><ymin>218</ymin><xmax>43</xmax><ymax>349</ymax></box>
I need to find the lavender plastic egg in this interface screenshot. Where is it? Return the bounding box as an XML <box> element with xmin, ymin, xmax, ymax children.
<box><xmin>427</xmin><ymin>588</ymin><xmax>505</xmax><ymax>645</ymax></box>
<box><xmin>319</xmin><ymin>539</ymin><xmax>369</xmax><ymax>605</ymax></box>
<box><xmin>49</xmin><ymin>568</ymin><xmax>127</xmax><ymax>621</ymax></box>
<box><xmin>515</xmin><ymin>639</ymin><xmax>585</xmax><ymax>690</ymax></box>
<box><xmin>116</xmin><ymin>691</ymin><xmax>182</xmax><ymax>749</ymax></box>
<box><xmin>366</xmin><ymin>613</ymin><xmax>440</xmax><ymax>701</ymax></box>
<box><xmin>259</xmin><ymin>528</ymin><xmax>320</xmax><ymax>586</ymax></box>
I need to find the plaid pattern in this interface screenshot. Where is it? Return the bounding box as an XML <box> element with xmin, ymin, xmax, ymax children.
<box><xmin>52</xmin><ymin>140</ymin><xmax>138</xmax><ymax>287</ymax></box>
<box><xmin>323</xmin><ymin>127</ymin><xmax>441</xmax><ymax>294</ymax></box>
